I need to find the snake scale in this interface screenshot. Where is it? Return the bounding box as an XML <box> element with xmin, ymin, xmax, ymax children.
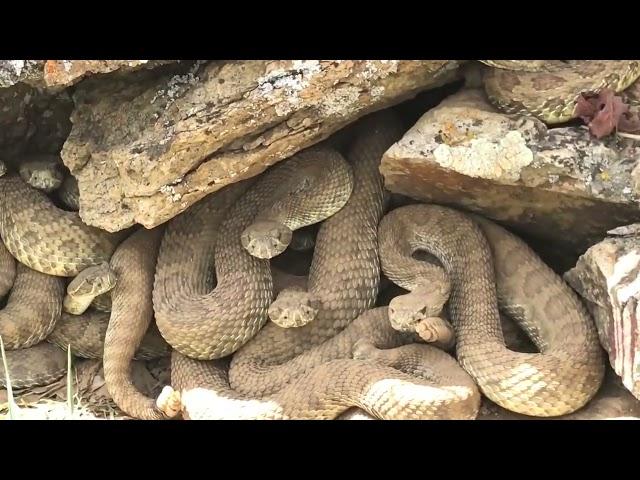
<box><xmin>480</xmin><ymin>60</ymin><xmax>640</xmax><ymax>124</ymax></box>
<box><xmin>171</xmin><ymin>111</ymin><xmax>475</xmax><ymax>420</ymax></box>
<box><xmin>0</xmin><ymin>175</ymin><xmax>125</xmax><ymax>277</ymax></box>
<box><xmin>172</xmin><ymin>307</ymin><xmax>480</xmax><ymax>420</ymax></box>
<box><xmin>378</xmin><ymin>205</ymin><xmax>605</xmax><ymax>416</ymax></box>
<box><xmin>153</xmin><ymin>148</ymin><xmax>353</xmax><ymax>360</ymax></box>
<box><xmin>0</xmin><ymin>174</ymin><xmax>167</xmax><ymax>389</ymax></box>
<box><xmin>0</xmin><ymin>60</ymin><xmax>626</xmax><ymax>417</ymax></box>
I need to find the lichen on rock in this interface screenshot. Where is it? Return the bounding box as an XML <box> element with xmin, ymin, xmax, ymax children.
<box><xmin>60</xmin><ymin>60</ymin><xmax>461</xmax><ymax>231</ymax></box>
<box><xmin>380</xmin><ymin>88</ymin><xmax>640</xmax><ymax>253</ymax></box>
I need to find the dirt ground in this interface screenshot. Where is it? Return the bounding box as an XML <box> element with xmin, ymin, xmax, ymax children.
<box><xmin>0</xmin><ymin>357</ymin><xmax>171</xmax><ymax>420</ymax></box>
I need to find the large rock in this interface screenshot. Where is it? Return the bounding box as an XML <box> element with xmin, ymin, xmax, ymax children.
<box><xmin>42</xmin><ymin>60</ymin><xmax>176</xmax><ymax>88</ymax></box>
<box><xmin>0</xmin><ymin>84</ymin><xmax>73</xmax><ymax>160</ymax></box>
<box><xmin>380</xmin><ymin>88</ymin><xmax>640</xmax><ymax>256</ymax></box>
<box><xmin>0</xmin><ymin>61</ymin><xmax>45</xmax><ymax>88</ymax></box>
<box><xmin>0</xmin><ymin>60</ymin><xmax>173</xmax><ymax>163</ymax></box>
<box><xmin>0</xmin><ymin>60</ymin><xmax>174</xmax><ymax>89</ymax></box>
<box><xmin>564</xmin><ymin>225</ymin><xmax>640</xmax><ymax>400</ymax></box>
<box><xmin>60</xmin><ymin>60</ymin><xmax>461</xmax><ymax>232</ymax></box>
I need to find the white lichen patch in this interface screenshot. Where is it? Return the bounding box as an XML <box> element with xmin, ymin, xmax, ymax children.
<box><xmin>360</xmin><ymin>60</ymin><xmax>399</xmax><ymax>81</ymax></box>
<box><xmin>371</xmin><ymin>86</ymin><xmax>385</xmax><ymax>97</ymax></box>
<box><xmin>160</xmin><ymin>184</ymin><xmax>182</xmax><ymax>203</ymax></box>
<box><xmin>0</xmin><ymin>60</ymin><xmax>27</xmax><ymax>87</ymax></box>
<box><xmin>7</xmin><ymin>60</ymin><xmax>25</xmax><ymax>75</ymax></box>
<box><xmin>433</xmin><ymin>130</ymin><xmax>533</xmax><ymax>182</ymax></box>
<box><xmin>256</xmin><ymin>61</ymin><xmax>323</xmax><ymax>116</ymax></box>
<box><xmin>317</xmin><ymin>85</ymin><xmax>361</xmax><ymax>117</ymax></box>
<box><xmin>150</xmin><ymin>61</ymin><xmax>205</xmax><ymax>106</ymax></box>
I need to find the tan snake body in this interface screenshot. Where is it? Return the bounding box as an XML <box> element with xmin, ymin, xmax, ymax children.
<box><xmin>481</xmin><ymin>60</ymin><xmax>640</xmax><ymax>124</ymax></box>
<box><xmin>173</xmin><ymin>307</ymin><xmax>480</xmax><ymax>420</ymax></box>
<box><xmin>224</xmin><ymin>111</ymin><xmax>403</xmax><ymax>398</ymax></box>
<box><xmin>154</xmin><ymin>149</ymin><xmax>353</xmax><ymax>360</ymax></box>
<box><xmin>378</xmin><ymin>205</ymin><xmax>605</xmax><ymax>416</ymax></box>
<box><xmin>0</xmin><ymin>175</ymin><xmax>125</xmax><ymax>277</ymax></box>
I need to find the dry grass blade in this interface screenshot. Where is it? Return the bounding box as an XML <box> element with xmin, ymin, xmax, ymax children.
<box><xmin>617</xmin><ymin>131</ymin><xmax>640</xmax><ymax>141</ymax></box>
<box><xmin>0</xmin><ymin>336</ymin><xmax>17</xmax><ymax>420</ymax></box>
<box><xmin>67</xmin><ymin>344</ymin><xmax>73</xmax><ymax>416</ymax></box>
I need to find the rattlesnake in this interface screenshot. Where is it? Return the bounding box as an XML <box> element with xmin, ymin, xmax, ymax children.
<box><xmin>378</xmin><ymin>204</ymin><xmax>605</xmax><ymax>416</ymax></box>
<box><xmin>18</xmin><ymin>155</ymin><xmax>65</xmax><ymax>193</ymax></box>
<box><xmin>173</xmin><ymin>308</ymin><xmax>480</xmax><ymax>420</ymax></box>
<box><xmin>153</xmin><ymin>148</ymin><xmax>353</xmax><ymax>360</ymax></box>
<box><xmin>0</xmin><ymin>235</ymin><xmax>168</xmax><ymax>388</ymax></box>
<box><xmin>48</xmin><ymin>310</ymin><xmax>170</xmax><ymax>361</ymax></box>
<box><xmin>172</xmin><ymin>112</ymin><xmax>482</xmax><ymax>419</ymax></box>
<box><xmin>0</xmin><ymin>174</ymin><xmax>163</xmax><ymax>389</ymax></box>
<box><xmin>225</xmin><ymin>111</ymin><xmax>402</xmax><ymax>398</ymax></box>
<box><xmin>180</xmin><ymin>109</ymin><xmax>604</xmax><ymax>419</ymax></box>
<box><xmin>0</xmin><ymin>61</ymin><xmax>624</xmax><ymax>414</ymax></box>
<box><xmin>480</xmin><ymin>60</ymin><xmax>640</xmax><ymax>124</ymax></box>
<box><xmin>0</xmin><ymin>175</ymin><xmax>125</xmax><ymax>277</ymax></box>
<box><xmin>103</xmin><ymin>226</ymin><xmax>179</xmax><ymax>420</ymax></box>
<box><xmin>0</xmin><ymin>238</ymin><xmax>67</xmax><ymax>388</ymax></box>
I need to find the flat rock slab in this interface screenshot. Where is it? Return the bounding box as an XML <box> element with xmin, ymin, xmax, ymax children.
<box><xmin>0</xmin><ymin>60</ymin><xmax>173</xmax><ymax>89</ymax></box>
<box><xmin>42</xmin><ymin>60</ymin><xmax>175</xmax><ymax>88</ymax></box>
<box><xmin>380</xmin><ymin>88</ymin><xmax>640</xmax><ymax>253</ymax></box>
<box><xmin>565</xmin><ymin>226</ymin><xmax>640</xmax><ymax>400</ymax></box>
<box><xmin>60</xmin><ymin>60</ymin><xmax>461</xmax><ymax>232</ymax></box>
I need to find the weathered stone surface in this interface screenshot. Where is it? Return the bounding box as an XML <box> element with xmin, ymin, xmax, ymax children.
<box><xmin>42</xmin><ymin>60</ymin><xmax>175</xmax><ymax>88</ymax></box>
<box><xmin>564</xmin><ymin>227</ymin><xmax>640</xmax><ymax>400</ymax></box>
<box><xmin>0</xmin><ymin>84</ymin><xmax>73</xmax><ymax>160</ymax></box>
<box><xmin>380</xmin><ymin>88</ymin><xmax>640</xmax><ymax>254</ymax></box>
<box><xmin>60</xmin><ymin>60</ymin><xmax>461</xmax><ymax>231</ymax></box>
<box><xmin>0</xmin><ymin>61</ymin><xmax>45</xmax><ymax>88</ymax></box>
<box><xmin>0</xmin><ymin>60</ymin><xmax>175</xmax><ymax>90</ymax></box>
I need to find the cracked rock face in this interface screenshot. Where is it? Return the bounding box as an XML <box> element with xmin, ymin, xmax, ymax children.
<box><xmin>565</xmin><ymin>226</ymin><xmax>640</xmax><ymax>400</ymax></box>
<box><xmin>0</xmin><ymin>84</ymin><xmax>73</xmax><ymax>161</ymax></box>
<box><xmin>0</xmin><ymin>60</ymin><xmax>174</xmax><ymax>89</ymax></box>
<box><xmin>59</xmin><ymin>60</ymin><xmax>461</xmax><ymax>232</ymax></box>
<box><xmin>380</xmin><ymin>88</ymin><xmax>640</xmax><ymax>254</ymax></box>
<box><xmin>42</xmin><ymin>60</ymin><xmax>175</xmax><ymax>88</ymax></box>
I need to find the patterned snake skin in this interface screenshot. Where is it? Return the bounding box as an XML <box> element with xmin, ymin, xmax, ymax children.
<box><xmin>154</xmin><ymin>149</ymin><xmax>354</xmax><ymax>360</ymax></box>
<box><xmin>378</xmin><ymin>205</ymin><xmax>605</xmax><ymax>416</ymax></box>
<box><xmin>481</xmin><ymin>60</ymin><xmax>640</xmax><ymax>124</ymax></box>
<box><xmin>172</xmin><ymin>307</ymin><xmax>480</xmax><ymax>419</ymax></box>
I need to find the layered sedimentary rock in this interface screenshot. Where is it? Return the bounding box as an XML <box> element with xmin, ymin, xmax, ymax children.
<box><xmin>380</xmin><ymin>88</ymin><xmax>640</xmax><ymax>256</ymax></box>
<box><xmin>59</xmin><ymin>60</ymin><xmax>461</xmax><ymax>231</ymax></box>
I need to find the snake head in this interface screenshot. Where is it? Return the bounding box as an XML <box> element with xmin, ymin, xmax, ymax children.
<box><xmin>19</xmin><ymin>157</ymin><xmax>65</xmax><ymax>193</ymax></box>
<box><xmin>388</xmin><ymin>284</ymin><xmax>450</xmax><ymax>333</ymax></box>
<box><xmin>67</xmin><ymin>262</ymin><xmax>117</xmax><ymax>298</ymax></box>
<box><xmin>268</xmin><ymin>289</ymin><xmax>319</xmax><ymax>328</ymax></box>
<box><xmin>241</xmin><ymin>220</ymin><xmax>293</xmax><ymax>259</ymax></box>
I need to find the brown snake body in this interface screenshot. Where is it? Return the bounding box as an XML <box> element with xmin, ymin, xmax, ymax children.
<box><xmin>0</xmin><ymin>175</ymin><xmax>124</xmax><ymax>277</ymax></box>
<box><xmin>173</xmin><ymin>307</ymin><xmax>480</xmax><ymax>419</ymax></box>
<box><xmin>226</xmin><ymin>112</ymin><xmax>402</xmax><ymax>397</ymax></box>
<box><xmin>103</xmin><ymin>226</ymin><xmax>178</xmax><ymax>420</ymax></box>
<box><xmin>481</xmin><ymin>60</ymin><xmax>640</xmax><ymax>124</ymax></box>
<box><xmin>378</xmin><ymin>205</ymin><xmax>605</xmax><ymax>416</ymax></box>
<box><xmin>154</xmin><ymin>149</ymin><xmax>353</xmax><ymax>360</ymax></box>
